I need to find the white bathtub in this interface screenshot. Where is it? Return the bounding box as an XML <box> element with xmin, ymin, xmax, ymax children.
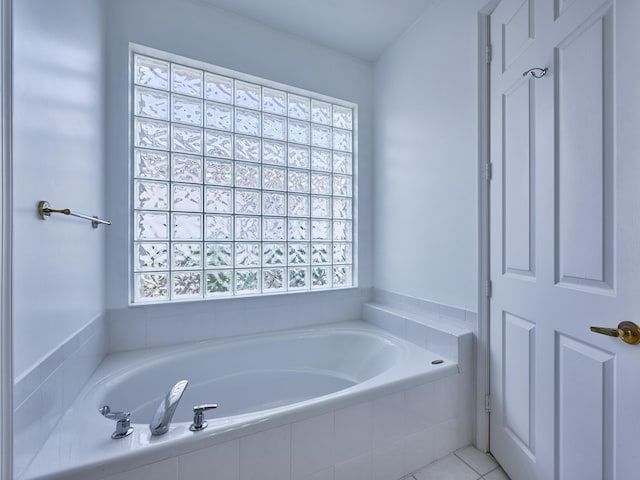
<box><xmin>24</xmin><ymin>321</ymin><xmax>461</xmax><ymax>480</ymax></box>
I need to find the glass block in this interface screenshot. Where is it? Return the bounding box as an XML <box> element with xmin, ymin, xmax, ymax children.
<box><xmin>333</xmin><ymin>198</ymin><xmax>352</xmax><ymax>219</ymax></box>
<box><xmin>235</xmin><ymin>108</ymin><xmax>261</xmax><ymax>136</ymax></box>
<box><xmin>311</xmin><ymin>149</ymin><xmax>331</xmax><ymax>171</ymax></box>
<box><xmin>204</xmin><ymin>158</ymin><xmax>233</xmax><ymax>186</ymax></box>
<box><xmin>171</xmin><ymin>94</ymin><xmax>202</xmax><ymax>125</ymax></box>
<box><xmin>172</xmin><ymin>184</ymin><xmax>202</xmax><ymax>212</ymax></box>
<box><xmin>235</xmin><ymin>243</ymin><xmax>261</xmax><ymax>267</ymax></box>
<box><xmin>204</xmin><ymin>186</ymin><xmax>232</xmax><ymax>213</ymax></box>
<box><xmin>172</xmin><ymin>213</ymin><xmax>202</xmax><ymax>240</ymax></box>
<box><xmin>205</xmin><ymin>215</ymin><xmax>232</xmax><ymax>241</ymax></box>
<box><xmin>135</xmin><ymin>118</ymin><xmax>169</xmax><ymax>150</ymax></box>
<box><xmin>333</xmin><ymin>151</ymin><xmax>353</xmax><ymax>175</ymax></box>
<box><xmin>205</xmin><ymin>242</ymin><xmax>232</xmax><ymax>267</ymax></box>
<box><xmin>262</xmin><ymin>166</ymin><xmax>286</xmax><ymax>191</ymax></box>
<box><xmin>235</xmin><ymin>190</ymin><xmax>261</xmax><ymax>215</ymax></box>
<box><xmin>333</xmin><ymin>128</ymin><xmax>352</xmax><ymax>152</ymax></box>
<box><xmin>134</xmin><ymin>55</ymin><xmax>169</xmax><ymax>90</ymax></box>
<box><xmin>136</xmin><ymin>212</ymin><xmax>169</xmax><ymax>240</ymax></box>
<box><xmin>235</xmin><ymin>269</ymin><xmax>260</xmax><ymax>295</ymax></box>
<box><xmin>205</xmin><ymin>72</ymin><xmax>233</xmax><ymax>104</ymax></box>
<box><xmin>333</xmin><ymin>105</ymin><xmax>353</xmax><ymax>130</ymax></box>
<box><xmin>205</xmin><ymin>130</ymin><xmax>233</xmax><ymax>158</ymax></box>
<box><xmin>235</xmin><ymin>135</ymin><xmax>260</xmax><ymax>162</ymax></box>
<box><xmin>263</xmin><ymin>268</ymin><xmax>285</xmax><ymax>291</ymax></box>
<box><xmin>263</xmin><ymin>243</ymin><xmax>285</xmax><ymax>266</ymax></box>
<box><xmin>173</xmin><ymin>271</ymin><xmax>202</xmax><ymax>297</ymax></box>
<box><xmin>262</xmin><ymin>192</ymin><xmax>286</xmax><ymax>216</ymax></box>
<box><xmin>135</xmin><ymin>273</ymin><xmax>169</xmax><ymax>302</ymax></box>
<box><xmin>263</xmin><ymin>88</ymin><xmax>286</xmax><ymax>115</ymax></box>
<box><xmin>288</xmin><ymin>119</ymin><xmax>310</xmax><ymax>145</ymax></box>
<box><xmin>311</xmin><ymin>100</ymin><xmax>331</xmax><ymax>125</ymax></box>
<box><xmin>288</xmin><ymin>243</ymin><xmax>309</xmax><ymax>265</ymax></box>
<box><xmin>288</xmin><ymin>170</ymin><xmax>310</xmax><ymax>193</ymax></box>
<box><xmin>311</xmin><ymin>125</ymin><xmax>331</xmax><ymax>149</ymax></box>
<box><xmin>288</xmin><ymin>145</ymin><xmax>310</xmax><ymax>169</ymax></box>
<box><xmin>263</xmin><ymin>217</ymin><xmax>286</xmax><ymax>241</ymax></box>
<box><xmin>172</xmin><ymin>64</ymin><xmax>203</xmax><ymax>97</ymax></box>
<box><xmin>333</xmin><ymin>220</ymin><xmax>352</xmax><ymax>241</ymax></box>
<box><xmin>135</xmin><ymin>242</ymin><xmax>169</xmax><ymax>271</ymax></box>
<box><xmin>311</xmin><ymin>220</ymin><xmax>331</xmax><ymax>240</ymax></box>
<box><xmin>172</xmin><ymin>154</ymin><xmax>202</xmax><ymax>183</ymax></box>
<box><xmin>288</xmin><ymin>94</ymin><xmax>310</xmax><ymax>120</ymax></box>
<box><xmin>333</xmin><ymin>243</ymin><xmax>352</xmax><ymax>264</ymax></box>
<box><xmin>311</xmin><ymin>243</ymin><xmax>331</xmax><ymax>265</ymax></box>
<box><xmin>235</xmin><ymin>162</ymin><xmax>260</xmax><ymax>189</ymax></box>
<box><xmin>312</xmin><ymin>267</ymin><xmax>330</xmax><ymax>289</ymax></box>
<box><xmin>205</xmin><ymin>101</ymin><xmax>233</xmax><ymax>131</ymax></box>
<box><xmin>135</xmin><ymin>180</ymin><xmax>169</xmax><ymax>210</ymax></box>
<box><xmin>288</xmin><ymin>218</ymin><xmax>309</xmax><ymax>241</ymax></box>
<box><xmin>235</xmin><ymin>81</ymin><xmax>261</xmax><ymax>110</ymax></box>
<box><xmin>289</xmin><ymin>267</ymin><xmax>309</xmax><ymax>290</ymax></box>
<box><xmin>262</xmin><ymin>140</ymin><xmax>286</xmax><ymax>165</ymax></box>
<box><xmin>206</xmin><ymin>270</ymin><xmax>233</xmax><ymax>296</ymax></box>
<box><xmin>171</xmin><ymin>125</ymin><xmax>203</xmax><ymax>154</ymax></box>
<box><xmin>333</xmin><ymin>175</ymin><xmax>352</xmax><ymax>197</ymax></box>
<box><xmin>311</xmin><ymin>172</ymin><xmax>331</xmax><ymax>195</ymax></box>
<box><xmin>235</xmin><ymin>216</ymin><xmax>261</xmax><ymax>241</ymax></box>
<box><xmin>135</xmin><ymin>87</ymin><xmax>169</xmax><ymax>120</ymax></box>
<box><xmin>333</xmin><ymin>265</ymin><xmax>352</xmax><ymax>287</ymax></box>
<box><xmin>288</xmin><ymin>194</ymin><xmax>309</xmax><ymax>217</ymax></box>
<box><xmin>172</xmin><ymin>242</ymin><xmax>203</xmax><ymax>269</ymax></box>
<box><xmin>262</xmin><ymin>114</ymin><xmax>286</xmax><ymax>140</ymax></box>
<box><xmin>311</xmin><ymin>196</ymin><xmax>330</xmax><ymax>218</ymax></box>
<box><xmin>135</xmin><ymin>149</ymin><xmax>169</xmax><ymax>180</ymax></box>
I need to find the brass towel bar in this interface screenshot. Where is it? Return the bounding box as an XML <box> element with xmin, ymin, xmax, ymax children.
<box><xmin>37</xmin><ymin>200</ymin><xmax>111</xmax><ymax>229</ymax></box>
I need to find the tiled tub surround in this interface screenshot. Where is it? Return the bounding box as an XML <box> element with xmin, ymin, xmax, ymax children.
<box><xmin>13</xmin><ymin>314</ymin><xmax>108</xmax><ymax>478</ymax></box>
<box><xmin>24</xmin><ymin>321</ymin><xmax>472</xmax><ymax>480</ymax></box>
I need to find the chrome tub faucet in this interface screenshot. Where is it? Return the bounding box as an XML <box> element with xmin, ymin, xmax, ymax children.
<box><xmin>149</xmin><ymin>379</ymin><xmax>188</xmax><ymax>436</ymax></box>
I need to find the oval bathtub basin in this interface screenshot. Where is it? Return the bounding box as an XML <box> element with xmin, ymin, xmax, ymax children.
<box><xmin>24</xmin><ymin>320</ymin><xmax>458</xmax><ymax>480</ymax></box>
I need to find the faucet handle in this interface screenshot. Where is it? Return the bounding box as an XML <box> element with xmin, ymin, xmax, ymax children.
<box><xmin>99</xmin><ymin>405</ymin><xmax>134</xmax><ymax>439</ymax></box>
<box><xmin>190</xmin><ymin>404</ymin><xmax>218</xmax><ymax>432</ymax></box>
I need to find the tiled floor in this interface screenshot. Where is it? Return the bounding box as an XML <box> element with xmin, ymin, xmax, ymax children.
<box><xmin>407</xmin><ymin>446</ymin><xmax>511</xmax><ymax>480</ymax></box>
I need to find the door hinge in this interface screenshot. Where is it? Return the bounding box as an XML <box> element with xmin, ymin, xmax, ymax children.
<box><xmin>485</xmin><ymin>394</ymin><xmax>491</xmax><ymax>413</ymax></box>
<box><xmin>485</xmin><ymin>162</ymin><xmax>492</xmax><ymax>181</ymax></box>
<box><xmin>485</xmin><ymin>280</ymin><xmax>492</xmax><ymax>298</ymax></box>
<box><xmin>485</xmin><ymin>44</ymin><xmax>492</xmax><ymax>64</ymax></box>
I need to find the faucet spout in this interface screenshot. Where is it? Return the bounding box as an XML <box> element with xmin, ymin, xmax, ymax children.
<box><xmin>149</xmin><ymin>379</ymin><xmax>188</xmax><ymax>436</ymax></box>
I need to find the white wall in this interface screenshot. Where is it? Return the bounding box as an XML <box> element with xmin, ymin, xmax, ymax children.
<box><xmin>373</xmin><ymin>0</ymin><xmax>487</xmax><ymax>312</ymax></box>
<box><xmin>105</xmin><ymin>0</ymin><xmax>373</xmax><ymax>335</ymax></box>
<box><xmin>12</xmin><ymin>0</ymin><xmax>106</xmax><ymax>378</ymax></box>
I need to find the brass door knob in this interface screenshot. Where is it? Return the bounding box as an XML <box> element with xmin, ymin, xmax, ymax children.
<box><xmin>590</xmin><ymin>321</ymin><xmax>640</xmax><ymax>345</ymax></box>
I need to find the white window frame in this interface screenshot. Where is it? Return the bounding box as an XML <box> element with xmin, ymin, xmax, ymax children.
<box><xmin>129</xmin><ymin>44</ymin><xmax>358</xmax><ymax>304</ymax></box>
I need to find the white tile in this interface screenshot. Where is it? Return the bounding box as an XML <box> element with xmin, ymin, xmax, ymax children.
<box><xmin>107</xmin><ymin>458</ymin><xmax>179</xmax><ymax>480</ymax></box>
<box><xmin>178</xmin><ymin>440</ymin><xmax>239</xmax><ymax>479</ymax></box>
<box><xmin>414</xmin><ymin>454</ymin><xmax>480</xmax><ymax>480</ymax></box>
<box><xmin>13</xmin><ymin>390</ymin><xmax>43</xmax><ymax>478</ymax></box>
<box><xmin>109</xmin><ymin>315</ymin><xmax>146</xmax><ymax>352</ymax></box>
<box><xmin>403</xmin><ymin>428</ymin><xmax>435</xmax><ymax>475</ymax></box>
<box><xmin>240</xmin><ymin>425</ymin><xmax>291</xmax><ymax>480</ymax></box>
<box><xmin>335</xmin><ymin>452</ymin><xmax>372</xmax><ymax>480</ymax></box>
<box><xmin>404</xmin><ymin>382</ymin><xmax>436</xmax><ymax>435</ymax></box>
<box><xmin>39</xmin><ymin>366</ymin><xmax>64</xmax><ymax>441</ymax></box>
<box><xmin>292</xmin><ymin>412</ymin><xmax>335</xmax><ymax>478</ymax></box>
<box><xmin>454</xmin><ymin>446</ymin><xmax>497</xmax><ymax>476</ymax></box>
<box><xmin>371</xmin><ymin>440</ymin><xmax>405</xmax><ymax>480</ymax></box>
<box><xmin>146</xmin><ymin>315</ymin><xmax>186</xmax><ymax>348</ymax></box>
<box><xmin>372</xmin><ymin>392</ymin><xmax>406</xmax><ymax>449</ymax></box>
<box><xmin>456</xmin><ymin>334</ymin><xmax>474</xmax><ymax>374</ymax></box>
<box><xmin>484</xmin><ymin>467</ymin><xmax>511</xmax><ymax>480</ymax></box>
<box><xmin>406</xmin><ymin>321</ymin><xmax>428</xmax><ymax>349</ymax></box>
<box><xmin>303</xmin><ymin>466</ymin><xmax>335</xmax><ymax>480</ymax></box>
<box><xmin>334</xmin><ymin>401</ymin><xmax>373</xmax><ymax>463</ymax></box>
<box><xmin>432</xmin><ymin>416</ymin><xmax>473</xmax><ymax>460</ymax></box>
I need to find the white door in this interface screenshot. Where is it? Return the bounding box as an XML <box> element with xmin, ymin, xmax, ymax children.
<box><xmin>489</xmin><ymin>0</ymin><xmax>640</xmax><ymax>479</ymax></box>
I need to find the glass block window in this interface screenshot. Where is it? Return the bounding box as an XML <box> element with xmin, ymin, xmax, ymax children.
<box><xmin>131</xmin><ymin>52</ymin><xmax>355</xmax><ymax>303</ymax></box>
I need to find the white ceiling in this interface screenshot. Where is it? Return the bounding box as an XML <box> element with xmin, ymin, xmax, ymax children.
<box><xmin>195</xmin><ymin>0</ymin><xmax>438</xmax><ymax>62</ymax></box>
